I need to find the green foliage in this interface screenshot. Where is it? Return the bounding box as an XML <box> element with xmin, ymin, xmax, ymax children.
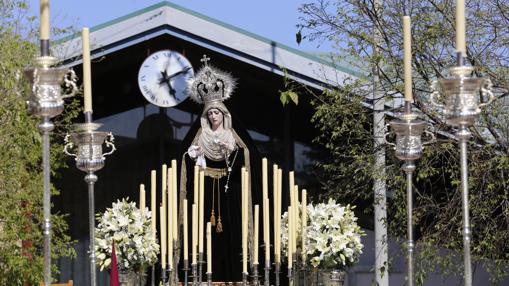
<box><xmin>0</xmin><ymin>1</ymin><xmax>79</xmax><ymax>284</ymax></box>
<box><xmin>299</xmin><ymin>0</ymin><xmax>509</xmax><ymax>283</ymax></box>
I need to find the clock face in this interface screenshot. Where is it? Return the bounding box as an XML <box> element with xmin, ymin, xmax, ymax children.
<box><xmin>138</xmin><ymin>50</ymin><xmax>194</xmax><ymax>107</ymax></box>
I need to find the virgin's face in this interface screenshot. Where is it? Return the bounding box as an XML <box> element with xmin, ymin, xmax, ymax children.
<box><xmin>207</xmin><ymin>108</ymin><xmax>224</xmax><ymax>130</ymax></box>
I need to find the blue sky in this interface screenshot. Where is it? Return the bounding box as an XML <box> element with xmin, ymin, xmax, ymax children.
<box><xmin>27</xmin><ymin>0</ymin><xmax>332</xmax><ymax>53</ymax></box>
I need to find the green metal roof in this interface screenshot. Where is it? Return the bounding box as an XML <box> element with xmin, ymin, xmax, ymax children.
<box><xmin>56</xmin><ymin>1</ymin><xmax>363</xmax><ymax>78</ymax></box>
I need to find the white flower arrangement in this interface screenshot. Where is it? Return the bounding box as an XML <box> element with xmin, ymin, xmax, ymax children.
<box><xmin>95</xmin><ymin>198</ymin><xmax>159</xmax><ymax>271</ymax></box>
<box><xmin>281</xmin><ymin>198</ymin><xmax>364</xmax><ymax>269</ymax></box>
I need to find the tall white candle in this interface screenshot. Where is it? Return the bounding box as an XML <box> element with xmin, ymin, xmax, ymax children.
<box><xmin>167</xmin><ymin>168</ymin><xmax>173</xmax><ymax>270</ymax></box>
<box><xmin>160</xmin><ymin>206</ymin><xmax>166</xmax><ymax>268</ymax></box>
<box><xmin>254</xmin><ymin>205</ymin><xmax>260</xmax><ymax>264</ymax></box>
<box><xmin>82</xmin><ymin>28</ymin><xmax>92</xmax><ymax>113</ymax></box>
<box><xmin>40</xmin><ymin>0</ymin><xmax>50</xmax><ymax>40</ymax></box>
<box><xmin>207</xmin><ymin>222</ymin><xmax>212</xmax><ymax>273</ymax></box>
<box><xmin>403</xmin><ymin>16</ymin><xmax>413</xmax><ymax>102</ymax></box>
<box><xmin>183</xmin><ymin>199</ymin><xmax>188</xmax><ymax>261</ymax></box>
<box><xmin>162</xmin><ymin>164</ymin><xmax>167</xmax><ymax>226</ymax></box>
<box><xmin>199</xmin><ymin>170</ymin><xmax>204</xmax><ymax>253</ymax></box>
<box><xmin>289</xmin><ymin>171</ymin><xmax>295</xmax><ymax>255</ymax></box>
<box><xmin>293</xmin><ymin>185</ymin><xmax>299</xmax><ymax>254</ymax></box>
<box><xmin>264</xmin><ymin>197</ymin><xmax>270</xmax><ymax>263</ymax></box>
<box><xmin>261</xmin><ymin>159</ymin><xmax>269</xmax><ymax>263</ymax></box>
<box><xmin>151</xmin><ymin>170</ymin><xmax>157</xmax><ymax>239</ymax></box>
<box><xmin>277</xmin><ymin>169</ymin><xmax>283</xmax><ymax>263</ymax></box>
<box><xmin>288</xmin><ymin>206</ymin><xmax>293</xmax><ymax>269</ymax></box>
<box><xmin>139</xmin><ymin>184</ymin><xmax>146</xmax><ymax>215</ymax></box>
<box><xmin>301</xmin><ymin>189</ymin><xmax>307</xmax><ymax>264</ymax></box>
<box><xmin>192</xmin><ymin>204</ymin><xmax>197</xmax><ymax>265</ymax></box>
<box><xmin>456</xmin><ymin>0</ymin><xmax>466</xmax><ymax>56</ymax></box>
<box><xmin>273</xmin><ymin>164</ymin><xmax>279</xmax><ymax>259</ymax></box>
<box><xmin>171</xmin><ymin>160</ymin><xmax>178</xmax><ymax>242</ymax></box>
<box><xmin>262</xmin><ymin>158</ymin><xmax>268</xmax><ymax>199</ymax></box>
<box><xmin>194</xmin><ymin>165</ymin><xmax>199</xmax><ymax>205</ymax></box>
<box><xmin>242</xmin><ymin>167</ymin><xmax>248</xmax><ymax>273</ymax></box>
<box><xmin>289</xmin><ymin>171</ymin><xmax>295</xmax><ymax>207</ymax></box>
<box><xmin>161</xmin><ymin>165</ymin><xmax>167</xmax><ymax>269</ymax></box>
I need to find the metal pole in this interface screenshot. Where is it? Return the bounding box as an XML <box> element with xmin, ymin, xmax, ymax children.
<box><xmin>151</xmin><ymin>266</ymin><xmax>155</xmax><ymax>286</ymax></box>
<box><xmin>162</xmin><ymin>265</ymin><xmax>167</xmax><ymax>285</ymax></box>
<box><xmin>183</xmin><ymin>259</ymin><xmax>189</xmax><ymax>286</ymax></box>
<box><xmin>275</xmin><ymin>262</ymin><xmax>280</xmax><ymax>286</ymax></box>
<box><xmin>403</xmin><ymin>162</ymin><xmax>415</xmax><ymax>286</ymax></box>
<box><xmin>242</xmin><ymin>271</ymin><xmax>248</xmax><ymax>286</ymax></box>
<box><xmin>40</xmin><ymin>118</ymin><xmax>53</xmax><ymax>286</ymax></box>
<box><xmin>207</xmin><ymin>272</ymin><xmax>212</xmax><ymax>286</ymax></box>
<box><xmin>198</xmin><ymin>252</ymin><xmax>203</xmax><ymax>285</ymax></box>
<box><xmin>264</xmin><ymin>260</ymin><xmax>270</xmax><ymax>286</ymax></box>
<box><xmin>293</xmin><ymin>256</ymin><xmax>298</xmax><ymax>286</ymax></box>
<box><xmin>168</xmin><ymin>267</ymin><xmax>173</xmax><ymax>286</ymax></box>
<box><xmin>86</xmin><ymin>173</ymin><xmax>98</xmax><ymax>286</ymax></box>
<box><xmin>192</xmin><ymin>263</ymin><xmax>197</xmax><ymax>286</ymax></box>
<box><xmin>173</xmin><ymin>240</ymin><xmax>179</xmax><ymax>285</ymax></box>
<box><xmin>458</xmin><ymin>125</ymin><xmax>472</xmax><ymax>286</ymax></box>
<box><xmin>252</xmin><ymin>264</ymin><xmax>259</xmax><ymax>286</ymax></box>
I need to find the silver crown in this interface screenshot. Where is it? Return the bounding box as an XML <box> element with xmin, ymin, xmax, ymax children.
<box><xmin>189</xmin><ymin>55</ymin><xmax>236</xmax><ymax>104</ymax></box>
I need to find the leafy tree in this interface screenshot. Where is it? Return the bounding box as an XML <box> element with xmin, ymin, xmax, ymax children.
<box><xmin>0</xmin><ymin>0</ymin><xmax>80</xmax><ymax>284</ymax></box>
<box><xmin>298</xmin><ymin>0</ymin><xmax>509</xmax><ymax>283</ymax></box>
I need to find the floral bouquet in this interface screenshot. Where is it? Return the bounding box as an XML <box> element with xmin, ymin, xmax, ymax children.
<box><xmin>281</xmin><ymin>198</ymin><xmax>364</xmax><ymax>269</ymax></box>
<box><xmin>95</xmin><ymin>198</ymin><xmax>159</xmax><ymax>271</ymax></box>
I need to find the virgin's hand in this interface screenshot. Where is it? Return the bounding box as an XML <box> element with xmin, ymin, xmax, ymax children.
<box><xmin>188</xmin><ymin>145</ymin><xmax>203</xmax><ymax>159</ymax></box>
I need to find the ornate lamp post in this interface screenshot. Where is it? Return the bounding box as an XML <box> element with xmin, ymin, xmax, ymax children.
<box><xmin>23</xmin><ymin>2</ymin><xmax>78</xmax><ymax>284</ymax></box>
<box><xmin>429</xmin><ymin>2</ymin><xmax>495</xmax><ymax>285</ymax></box>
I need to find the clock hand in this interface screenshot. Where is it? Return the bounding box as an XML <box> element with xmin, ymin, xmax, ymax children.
<box><xmin>165</xmin><ymin>80</ymin><xmax>177</xmax><ymax>97</ymax></box>
<box><xmin>159</xmin><ymin>70</ymin><xmax>177</xmax><ymax>97</ymax></box>
<box><xmin>167</xmin><ymin>66</ymin><xmax>192</xmax><ymax>80</ymax></box>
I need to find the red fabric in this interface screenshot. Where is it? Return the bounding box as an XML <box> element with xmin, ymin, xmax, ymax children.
<box><xmin>110</xmin><ymin>241</ymin><xmax>119</xmax><ymax>286</ymax></box>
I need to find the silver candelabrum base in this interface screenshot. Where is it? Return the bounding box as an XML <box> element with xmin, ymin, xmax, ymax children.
<box><xmin>430</xmin><ymin>57</ymin><xmax>494</xmax><ymax>286</ymax></box>
<box><xmin>387</xmin><ymin>110</ymin><xmax>434</xmax><ymax>286</ymax></box>
<box><xmin>64</xmin><ymin>121</ymin><xmax>115</xmax><ymax>286</ymax></box>
<box><xmin>431</xmin><ymin>65</ymin><xmax>494</xmax><ymax>127</ymax></box>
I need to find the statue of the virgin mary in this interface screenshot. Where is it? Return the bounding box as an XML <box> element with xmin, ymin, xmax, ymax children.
<box><xmin>179</xmin><ymin>55</ymin><xmax>254</xmax><ymax>281</ymax></box>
